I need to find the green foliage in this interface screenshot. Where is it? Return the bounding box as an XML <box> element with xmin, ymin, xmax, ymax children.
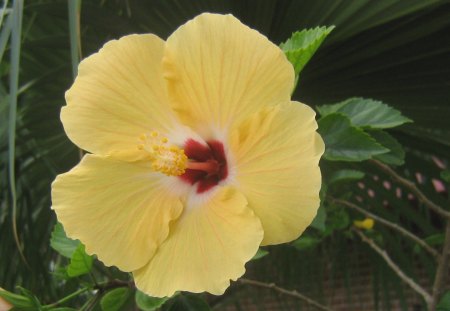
<box><xmin>0</xmin><ymin>288</ymin><xmax>39</xmax><ymax>310</ymax></box>
<box><xmin>281</xmin><ymin>26</ymin><xmax>334</xmax><ymax>84</ymax></box>
<box><xmin>50</xmin><ymin>223</ymin><xmax>80</xmax><ymax>258</ymax></box>
<box><xmin>135</xmin><ymin>290</ymin><xmax>170</xmax><ymax>311</ymax></box>
<box><xmin>292</xmin><ymin>236</ymin><xmax>321</xmax><ymax>251</ymax></box>
<box><xmin>251</xmin><ymin>248</ymin><xmax>269</xmax><ymax>260</ymax></box>
<box><xmin>441</xmin><ymin>170</ymin><xmax>450</xmax><ymax>183</ymax></box>
<box><xmin>329</xmin><ymin>169</ymin><xmax>365</xmax><ymax>185</ymax></box>
<box><xmin>310</xmin><ymin>204</ymin><xmax>327</xmax><ymax>231</ymax></box>
<box><xmin>317</xmin><ymin>98</ymin><xmax>412</xmax><ymax>129</ymax></box>
<box><xmin>318</xmin><ymin>113</ymin><xmax>388</xmax><ymax>161</ymax></box>
<box><xmin>66</xmin><ymin>244</ymin><xmax>93</xmax><ymax>278</ymax></box>
<box><xmin>100</xmin><ymin>288</ymin><xmax>132</xmax><ymax>311</ymax></box>
<box><xmin>369</xmin><ymin>130</ymin><xmax>405</xmax><ymax>166</ymax></box>
<box><xmin>165</xmin><ymin>294</ymin><xmax>211</xmax><ymax>311</ymax></box>
<box><xmin>437</xmin><ymin>291</ymin><xmax>450</xmax><ymax>311</ymax></box>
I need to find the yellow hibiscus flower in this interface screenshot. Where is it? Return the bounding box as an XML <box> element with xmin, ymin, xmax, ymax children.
<box><xmin>51</xmin><ymin>13</ymin><xmax>324</xmax><ymax>297</ymax></box>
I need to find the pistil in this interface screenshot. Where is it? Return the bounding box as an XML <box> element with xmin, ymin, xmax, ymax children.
<box><xmin>186</xmin><ymin>160</ymin><xmax>220</xmax><ymax>174</ymax></box>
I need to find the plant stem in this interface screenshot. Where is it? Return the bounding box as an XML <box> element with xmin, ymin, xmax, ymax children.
<box><xmin>45</xmin><ymin>287</ymin><xmax>91</xmax><ymax>308</ymax></box>
<box><xmin>44</xmin><ymin>279</ymin><xmax>131</xmax><ymax>309</ymax></box>
<box><xmin>371</xmin><ymin>159</ymin><xmax>450</xmax><ymax>219</ymax></box>
<box><xmin>238</xmin><ymin>278</ymin><xmax>333</xmax><ymax>311</ymax></box>
<box><xmin>428</xmin><ymin>222</ymin><xmax>450</xmax><ymax>310</ymax></box>
<box><xmin>353</xmin><ymin>228</ymin><xmax>432</xmax><ymax>305</ymax></box>
<box><xmin>331</xmin><ymin>197</ymin><xmax>440</xmax><ymax>259</ymax></box>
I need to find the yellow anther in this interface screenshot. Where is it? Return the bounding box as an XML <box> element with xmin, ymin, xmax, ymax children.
<box><xmin>137</xmin><ymin>131</ymin><xmax>187</xmax><ymax>176</ymax></box>
<box><xmin>139</xmin><ymin>134</ymin><xmax>146</xmax><ymax>141</ymax></box>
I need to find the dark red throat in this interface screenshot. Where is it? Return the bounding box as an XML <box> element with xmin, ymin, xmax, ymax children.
<box><xmin>179</xmin><ymin>139</ymin><xmax>228</xmax><ymax>193</ymax></box>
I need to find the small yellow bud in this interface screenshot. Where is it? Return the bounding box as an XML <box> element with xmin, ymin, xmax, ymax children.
<box><xmin>354</xmin><ymin>218</ymin><xmax>374</xmax><ymax>230</ymax></box>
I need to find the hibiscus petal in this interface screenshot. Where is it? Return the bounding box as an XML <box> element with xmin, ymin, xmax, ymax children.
<box><xmin>133</xmin><ymin>187</ymin><xmax>263</xmax><ymax>297</ymax></box>
<box><xmin>163</xmin><ymin>13</ymin><xmax>295</xmax><ymax>136</ymax></box>
<box><xmin>231</xmin><ymin>102</ymin><xmax>324</xmax><ymax>245</ymax></box>
<box><xmin>51</xmin><ymin>155</ymin><xmax>183</xmax><ymax>271</ymax></box>
<box><xmin>63</xmin><ymin>34</ymin><xmax>177</xmax><ymax>160</ymax></box>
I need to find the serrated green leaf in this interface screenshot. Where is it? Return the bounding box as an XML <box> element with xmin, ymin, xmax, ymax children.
<box><xmin>317</xmin><ymin>98</ymin><xmax>412</xmax><ymax>129</ymax></box>
<box><xmin>318</xmin><ymin>113</ymin><xmax>388</xmax><ymax>161</ymax></box>
<box><xmin>66</xmin><ymin>244</ymin><xmax>93</xmax><ymax>277</ymax></box>
<box><xmin>135</xmin><ymin>290</ymin><xmax>170</xmax><ymax>311</ymax></box>
<box><xmin>251</xmin><ymin>248</ymin><xmax>269</xmax><ymax>261</ymax></box>
<box><xmin>100</xmin><ymin>287</ymin><xmax>131</xmax><ymax>311</ymax></box>
<box><xmin>370</xmin><ymin>130</ymin><xmax>405</xmax><ymax>166</ymax></box>
<box><xmin>329</xmin><ymin>169</ymin><xmax>365</xmax><ymax>185</ymax></box>
<box><xmin>281</xmin><ymin>26</ymin><xmax>334</xmax><ymax>81</ymax></box>
<box><xmin>50</xmin><ymin>222</ymin><xmax>80</xmax><ymax>258</ymax></box>
<box><xmin>437</xmin><ymin>291</ymin><xmax>450</xmax><ymax>311</ymax></box>
<box><xmin>167</xmin><ymin>294</ymin><xmax>211</xmax><ymax>311</ymax></box>
<box><xmin>310</xmin><ymin>205</ymin><xmax>326</xmax><ymax>231</ymax></box>
<box><xmin>292</xmin><ymin>236</ymin><xmax>321</xmax><ymax>251</ymax></box>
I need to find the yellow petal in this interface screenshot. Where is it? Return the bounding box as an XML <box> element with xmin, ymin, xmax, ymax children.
<box><xmin>51</xmin><ymin>155</ymin><xmax>183</xmax><ymax>271</ymax></box>
<box><xmin>63</xmin><ymin>34</ymin><xmax>176</xmax><ymax>160</ymax></box>
<box><xmin>231</xmin><ymin>102</ymin><xmax>324</xmax><ymax>245</ymax></box>
<box><xmin>164</xmin><ymin>13</ymin><xmax>295</xmax><ymax>135</ymax></box>
<box><xmin>133</xmin><ymin>187</ymin><xmax>263</xmax><ymax>297</ymax></box>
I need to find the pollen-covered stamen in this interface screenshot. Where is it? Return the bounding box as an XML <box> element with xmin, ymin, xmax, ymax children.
<box><xmin>138</xmin><ymin>131</ymin><xmax>187</xmax><ymax>176</ymax></box>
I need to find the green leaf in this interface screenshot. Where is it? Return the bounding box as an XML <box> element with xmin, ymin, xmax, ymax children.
<box><xmin>0</xmin><ymin>289</ymin><xmax>36</xmax><ymax>310</ymax></box>
<box><xmin>310</xmin><ymin>205</ymin><xmax>326</xmax><ymax>231</ymax></box>
<box><xmin>292</xmin><ymin>236</ymin><xmax>321</xmax><ymax>251</ymax></box>
<box><xmin>441</xmin><ymin>170</ymin><xmax>450</xmax><ymax>183</ymax></box>
<box><xmin>47</xmin><ymin>308</ymin><xmax>78</xmax><ymax>311</ymax></box>
<box><xmin>437</xmin><ymin>291</ymin><xmax>450</xmax><ymax>311</ymax></box>
<box><xmin>50</xmin><ymin>222</ymin><xmax>80</xmax><ymax>258</ymax></box>
<box><xmin>167</xmin><ymin>294</ymin><xmax>211</xmax><ymax>311</ymax></box>
<box><xmin>280</xmin><ymin>26</ymin><xmax>334</xmax><ymax>81</ymax></box>
<box><xmin>100</xmin><ymin>288</ymin><xmax>132</xmax><ymax>311</ymax></box>
<box><xmin>17</xmin><ymin>287</ymin><xmax>42</xmax><ymax>310</ymax></box>
<box><xmin>66</xmin><ymin>244</ymin><xmax>93</xmax><ymax>277</ymax></box>
<box><xmin>369</xmin><ymin>130</ymin><xmax>405</xmax><ymax>166</ymax></box>
<box><xmin>413</xmin><ymin>233</ymin><xmax>444</xmax><ymax>254</ymax></box>
<box><xmin>251</xmin><ymin>248</ymin><xmax>269</xmax><ymax>260</ymax></box>
<box><xmin>317</xmin><ymin>98</ymin><xmax>412</xmax><ymax>129</ymax></box>
<box><xmin>329</xmin><ymin>169</ymin><xmax>365</xmax><ymax>185</ymax></box>
<box><xmin>327</xmin><ymin>208</ymin><xmax>351</xmax><ymax>233</ymax></box>
<box><xmin>135</xmin><ymin>290</ymin><xmax>170</xmax><ymax>311</ymax></box>
<box><xmin>318</xmin><ymin>113</ymin><xmax>388</xmax><ymax>161</ymax></box>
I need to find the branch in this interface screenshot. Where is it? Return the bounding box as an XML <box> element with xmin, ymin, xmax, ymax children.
<box><xmin>353</xmin><ymin>228</ymin><xmax>432</xmax><ymax>304</ymax></box>
<box><xmin>370</xmin><ymin>159</ymin><xmax>450</xmax><ymax>219</ymax></box>
<box><xmin>429</xmin><ymin>222</ymin><xmax>450</xmax><ymax>310</ymax></box>
<box><xmin>238</xmin><ymin>278</ymin><xmax>333</xmax><ymax>311</ymax></box>
<box><xmin>331</xmin><ymin>197</ymin><xmax>440</xmax><ymax>260</ymax></box>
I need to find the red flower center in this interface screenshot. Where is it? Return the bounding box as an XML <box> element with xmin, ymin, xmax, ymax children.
<box><xmin>179</xmin><ymin>139</ymin><xmax>228</xmax><ymax>193</ymax></box>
